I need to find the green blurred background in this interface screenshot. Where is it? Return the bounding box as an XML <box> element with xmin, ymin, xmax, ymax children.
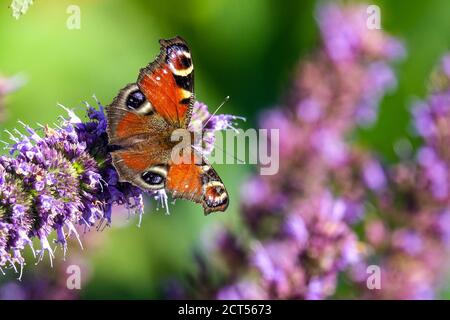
<box><xmin>2</xmin><ymin>0</ymin><xmax>450</xmax><ymax>298</ymax></box>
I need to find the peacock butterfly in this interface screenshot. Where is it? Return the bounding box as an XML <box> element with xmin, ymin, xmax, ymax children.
<box><xmin>106</xmin><ymin>36</ymin><xmax>229</xmax><ymax>214</ymax></box>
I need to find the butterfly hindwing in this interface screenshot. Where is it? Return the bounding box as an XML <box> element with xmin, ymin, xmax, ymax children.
<box><xmin>166</xmin><ymin>157</ymin><xmax>229</xmax><ymax>215</ymax></box>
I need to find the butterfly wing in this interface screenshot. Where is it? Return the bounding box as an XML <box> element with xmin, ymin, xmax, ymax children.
<box><xmin>107</xmin><ymin>83</ymin><xmax>173</xmax><ymax>190</ymax></box>
<box><xmin>167</xmin><ymin>156</ymin><xmax>229</xmax><ymax>214</ymax></box>
<box><xmin>138</xmin><ymin>36</ymin><xmax>194</xmax><ymax>129</ymax></box>
<box><xmin>107</xmin><ymin>37</ymin><xmax>229</xmax><ymax>213</ymax></box>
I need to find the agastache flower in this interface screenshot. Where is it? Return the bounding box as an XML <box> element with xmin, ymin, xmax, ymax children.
<box><xmin>0</xmin><ymin>100</ymin><xmax>139</xmax><ymax>274</ymax></box>
<box><xmin>0</xmin><ymin>97</ymin><xmax>237</xmax><ymax>276</ymax></box>
<box><xmin>316</xmin><ymin>3</ymin><xmax>403</xmax><ymax>127</ymax></box>
<box><xmin>317</xmin><ymin>2</ymin><xmax>405</xmax><ymax>63</ymax></box>
<box><xmin>178</xmin><ymin>3</ymin><xmax>404</xmax><ymax>300</ymax></box>
<box><xmin>181</xmin><ymin>4</ymin><xmax>450</xmax><ymax>301</ymax></box>
<box><xmin>189</xmin><ymin>101</ymin><xmax>245</xmax><ymax>155</ymax></box>
<box><xmin>346</xmin><ymin>54</ymin><xmax>450</xmax><ymax>299</ymax></box>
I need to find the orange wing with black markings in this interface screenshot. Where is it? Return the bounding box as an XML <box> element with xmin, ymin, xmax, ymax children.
<box><xmin>166</xmin><ymin>157</ymin><xmax>229</xmax><ymax>214</ymax></box>
<box><xmin>138</xmin><ymin>36</ymin><xmax>194</xmax><ymax>128</ymax></box>
<box><xmin>106</xmin><ymin>37</ymin><xmax>229</xmax><ymax>214</ymax></box>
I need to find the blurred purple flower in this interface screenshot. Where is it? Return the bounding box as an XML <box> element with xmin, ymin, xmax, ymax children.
<box><xmin>180</xmin><ymin>2</ymin><xmax>450</xmax><ymax>302</ymax></box>
<box><xmin>317</xmin><ymin>3</ymin><xmax>402</xmax><ymax>127</ymax></box>
<box><xmin>317</xmin><ymin>3</ymin><xmax>405</xmax><ymax>63</ymax></box>
<box><xmin>363</xmin><ymin>159</ymin><xmax>387</xmax><ymax>192</ymax></box>
<box><xmin>179</xmin><ymin>2</ymin><xmax>404</xmax><ymax>300</ymax></box>
<box><xmin>352</xmin><ymin>53</ymin><xmax>450</xmax><ymax>299</ymax></box>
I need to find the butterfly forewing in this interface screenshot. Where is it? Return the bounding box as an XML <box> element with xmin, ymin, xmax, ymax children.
<box><xmin>138</xmin><ymin>36</ymin><xmax>194</xmax><ymax>128</ymax></box>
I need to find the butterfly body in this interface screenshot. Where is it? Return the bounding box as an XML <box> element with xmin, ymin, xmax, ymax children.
<box><xmin>106</xmin><ymin>37</ymin><xmax>229</xmax><ymax>214</ymax></box>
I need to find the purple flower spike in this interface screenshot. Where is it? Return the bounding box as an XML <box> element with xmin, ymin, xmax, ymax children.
<box><xmin>178</xmin><ymin>3</ymin><xmax>403</xmax><ymax>300</ymax></box>
<box><xmin>0</xmin><ymin>96</ymin><xmax>237</xmax><ymax>275</ymax></box>
<box><xmin>0</xmin><ymin>100</ymin><xmax>140</xmax><ymax>273</ymax></box>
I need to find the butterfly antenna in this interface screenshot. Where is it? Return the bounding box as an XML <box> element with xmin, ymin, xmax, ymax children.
<box><xmin>192</xmin><ymin>143</ymin><xmax>245</xmax><ymax>164</ymax></box>
<box><xmin>211</xmin><ymin>143</ymin><xmax>246</xmax><ymax>164</ymax></box>
<box><xmin>202</xmin><ymin>96</ymin><xmax>230</xmax><ymax>130</ymax></box>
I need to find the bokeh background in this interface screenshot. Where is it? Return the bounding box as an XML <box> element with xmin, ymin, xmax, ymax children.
<box><xmin>2</xmin><ymin>0</ymin><xmax>450</xmax><ymax>299</ymax></box>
